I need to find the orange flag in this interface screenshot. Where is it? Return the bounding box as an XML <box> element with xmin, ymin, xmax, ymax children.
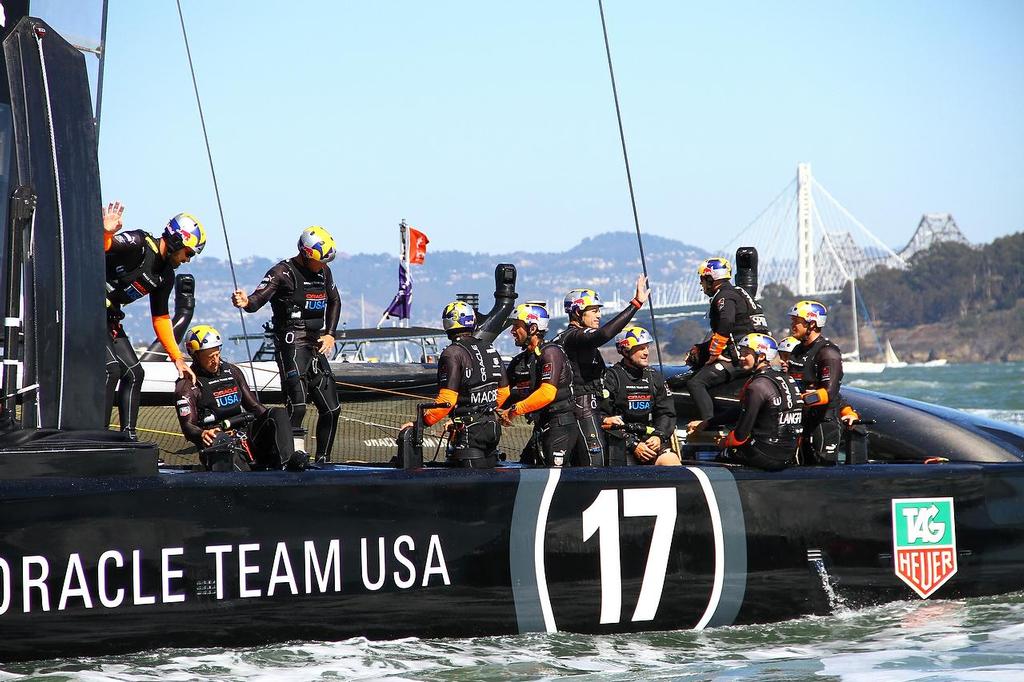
<box><xmin>409</xmin><ymin>227</ymin><xmax>429</xmax><ymax>265</ymax></box>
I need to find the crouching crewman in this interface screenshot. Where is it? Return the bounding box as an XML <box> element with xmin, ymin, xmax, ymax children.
<box><xmin>687</xmin><ymin>333</ymin><xmax>803</xmax><ymax>471</ymax></box>
<box><xmin>175</xmin><ymin>325</ymin><xmax>307</xmax><ymax>472</ymax></box>
<box><xmin>600</xmin><ymin>326</ymin><xmax>680</xmax><ymax>466</ymax></box>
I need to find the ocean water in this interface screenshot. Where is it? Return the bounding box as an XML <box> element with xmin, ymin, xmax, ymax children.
<box><xmin>2</xmin><ymin>363</ymin><xmax>1022</xmax><ymax>681</ymax></box>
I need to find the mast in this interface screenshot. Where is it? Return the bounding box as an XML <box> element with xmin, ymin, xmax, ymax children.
<box><xmin>797</xmin><ymin>163</ymin><xmax>815</xmax><ymax>296</ymax></box>
<box><xmin>850</xmin><ymin>277</ymin><xmax>860</xmax><ymax>361</ymax></box>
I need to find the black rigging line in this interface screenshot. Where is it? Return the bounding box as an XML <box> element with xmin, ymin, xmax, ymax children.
<box><xmin>175</xmin><ymin>0</ymin><xmax>258</xmax><ymax>392</ymax></box>
<box><xmin>597</xmin><ymin>0</ymin><xmax>663</xmax><ymax>372</ymax></box>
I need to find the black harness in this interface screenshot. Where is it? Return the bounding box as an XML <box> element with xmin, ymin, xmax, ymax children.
<box><xmin>451</xmin><ymin>337</ymin><xmax>505</xmax><ymax>419</ymax></box>
<box><xmin>747</xmin><ymin>369</ymin><xmax>804</xmax><ymax>448</ymax></box>
<box><xmin>270</xmin><ymin>260</ymin><xmax>329</xmax><ymax>333</ymax></box>
<box><xmin>195</xmin><ymin>365</ymin><xmax>245</xmax><ymax>425</ymax></box>
<box><xmin>788</xmin><ymin>336</ymin><xmax>842</xmax><ymax>391</ymax></box>
<box><xmin>105</xmin><ymin>232</ymin><xmax>166</xmax><ymax>311</ymax></box>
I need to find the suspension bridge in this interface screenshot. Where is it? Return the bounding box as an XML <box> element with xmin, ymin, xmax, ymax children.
<box><xmin>593</xmin><ymin>163</ymin><xmax>970</xmax><ymax>322</ymax></box>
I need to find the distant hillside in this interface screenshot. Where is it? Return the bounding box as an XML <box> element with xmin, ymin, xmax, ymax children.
<box><xmin>119</xmin><ymin>231</ymin><xmax>708</xmax><ymax>353</ymax></box>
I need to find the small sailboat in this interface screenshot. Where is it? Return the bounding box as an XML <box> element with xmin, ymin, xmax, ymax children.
<box><xmin>842</xmin><ymin>278</ymin><xmax>886</xmax><ymax>374</ymax></box>
<box><xmin>883</xmin><ymin>338</ymin><xmax>908</xmax><ymax>369</ymax></box>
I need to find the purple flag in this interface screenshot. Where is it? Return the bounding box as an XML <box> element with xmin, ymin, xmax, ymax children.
<box><xmin>383</xmin><ymin>263</ymin><xmax>412</xmax><ymax>320</ymax></box>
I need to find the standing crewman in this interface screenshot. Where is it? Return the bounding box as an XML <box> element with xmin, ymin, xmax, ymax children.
<box><xmin>551</xmin><ymin>275</ymin><xmax>650</xmax><ymax>466</ymax></box>
<box><xmin>404</xmin><ymin>301</ymin><xmax>510</xmax><ymax>468</ymax></box>
<box><xmin>684</xmin><ymin>257</ymin><xmax>770</xmax><ymax>421</ymax></box>
<box><xmin>232</xmin><ymin>226</ymin><xmax>341</xmax><ymax>463</ymax></box>
<box><xmin>600</xmin><ymin>326</ymin><xmax>680</xmax><ymax>466</ymax></box>
<box><xmin>785</xmin><ymin>300</ymin><xmax>857</xmax><ymax>464</ymax></box>
<box><xmin>687</xmin><ymin>333</ymin><xmax>803</xmax><ymax>471</ymax></box>
<box><xmin>174</xmin><ymin>325</ymin><xmax>305</xmax><ymax>472</ymax></box>
<box><xmin>501</xmin><ymin>302</ymin><xmax>552</xmax><ymax>465</ymax></box>
<box><xmin>777</xmin><ymin>335</ymin><xmax>800</xmax><ymax>372</ymax></box>
<box><xmin>103</xmin><ymin>202</ymin><xmax>204</xmax><ymax>440</ymax></box>
<box><xmin>497</xmin><ymin>308</ymin><xmax>577</xmax><ymax>467</ymax></box>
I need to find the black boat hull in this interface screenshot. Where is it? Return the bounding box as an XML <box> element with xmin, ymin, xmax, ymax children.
<box><xmin>2</xmin><ymin>461</ymin><xmax>1023</xmax><ymax>661</ymax></box>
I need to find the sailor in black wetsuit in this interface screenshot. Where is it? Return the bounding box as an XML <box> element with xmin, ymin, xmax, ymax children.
<box><xmin>684</xmin><ymin>257</ymin><xmax>770</xmax><ymax>422</ymax></box>
<box><xmin>103</xmin><ymin>203</ymin><xmax>205</xmax><ymax>440</ymax></box>
<box><xmin>549</xmin><ymin>276</ymin><xmax>650</xmax><ymax>466</ymax></box>
<box><xmin>600</xmin><ymin>326</ymin><xmax>680</xmax><ymax>466</ymax></box>
<box><xmin>786</xmin><ymin>300</ymin><xmax>857</xmax><ymax>464</ymax></box>
<box><xmin>174</xmin><ymin>326</ymin><xmax>305</xmax><ymax>472</ymax></box>
<box><xmin>232</xmin><ymin>226</ymin><xmax>341</xmax><ymax>463</ymax></box>
<box><xmin>500</xmin><ymin>302</ymin><xmax>552</xmax><ymax>465</ymax></box>
<box><xmin>688</xmin><ymin>333</ymin><xmax>803</xmax><ymax>471</ymax></box>
<box><xmin>403</xmin><ymin>301</ymin><xmax>510</xmax><ymax>468</ymax></box>
<box><xmin>497</xmin><ymin>308</ymin><xmax>577</xmax><ymax>467</ymax></box>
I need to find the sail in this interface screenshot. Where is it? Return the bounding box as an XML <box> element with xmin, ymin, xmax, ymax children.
<box><xmin>884</xmin><ymin>339</ymin><xmax>902</xmax><ymax>366</ymax></box>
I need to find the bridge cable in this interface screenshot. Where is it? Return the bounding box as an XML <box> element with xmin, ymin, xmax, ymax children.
<box><xmin>597</xmin><ymin>0</ymin><xmax>663</xmax><ymax>372</ymax></box>
<box><xmin>175</xmin><ymin>0</ymin><xmax>259</xmax><ymax>393</ymax></box>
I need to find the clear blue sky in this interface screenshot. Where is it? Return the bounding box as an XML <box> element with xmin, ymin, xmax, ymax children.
<box><xmin>92</xmin><ymin>1</ymin><xmax>1023</xmax><ymax>261</ymax></box>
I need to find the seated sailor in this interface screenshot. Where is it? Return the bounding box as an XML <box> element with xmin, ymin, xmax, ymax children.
<box><xmin>777</xmin><ymin>335</ymin><xmax>800</xmax><ymax>372</ymax></box>
<box><xmin>687</xmin><ymin>333</ymin><xmax>803</xmax><ymax>472</ymax></box>
<box><xmin>174</xmin><ymin>325</ymin><xmax>306</xmax><ymax>472</ymax></box>
<box><xmin>683</xmin><ymin>257</ymin><xmax>771</xmax><ymax>423</ymax></box>
<box><xmin>403</xmin><ymin>302</ymin><xmax>509</xmax><ymax>469</ymax></box>
<box><xmin>600</xmin><ymin>326</ymin><xmax>680</xmax><ymax>466</ymax></box>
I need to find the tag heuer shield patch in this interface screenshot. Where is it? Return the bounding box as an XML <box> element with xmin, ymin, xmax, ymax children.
<box><xmin>891</xmin><ymin>497</ymin><xmax>957</xmax><ymax>599</ymax></box>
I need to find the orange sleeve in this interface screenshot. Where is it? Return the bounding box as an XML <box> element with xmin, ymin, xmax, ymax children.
<box><xmin>803</xmin><ymin>388</ymin><xmax>830</xmax><ymax>407</ymax></box>
<box><xmin>422</xmin><ymin>388</ymin><xmax>458</xmax><ymax>427</ymax></box>
<box><xmin>708</xmin><ymin>333</ymin><xmax>729</xmax><ymax>357</ymax></box>
<box><xmin>840</xmin><ymin>405</ymin><xmax>859</xmax><ymax>420</ymax></box>
<box><xmin>496</xmin><ymin>385</ymin><xmax>510</xmax><ymax>408</ymax></box>
<box><xmin>722</xmin><ymin>429</ymin><xmax>747</xmax><ymax>448</ymax></box>
<box><xmin>153</xmin><ymin>314</ymin><xmax>181</xmax><ymax>361</ymax></box>
<box><xmin>513</xmin><ymin>383</ymin><xmax>557</xmax><ymax>415</ymax></box>
<box><xmin>103</xmin><ymin>232</ymin><xmax>114</xmax><ymax>252</ymax></box>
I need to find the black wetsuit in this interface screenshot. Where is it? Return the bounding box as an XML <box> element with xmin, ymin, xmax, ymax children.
<box><xmin>707</xmin><ymin>366</ymin><xmax>803</xmax><ymax>471</ymax></box>
<box><xmin>600</xmin><ymin>360</ymin><xmax>676</xmax><ymax>466</ymax></box>
<box><xmin>506</xmin><ymin>345</ymin><xmax>544</xmax><ymax>465</ymax></box>
<box><xmin>243</xmin><ymin>257</ymin><xmax>341</xmax><ymax>461</ymax></box>
<box><xmin>685</xmin><ymin>281</ymin><xmax>769</xmax><ymax>420</ymax></box>
<box><xmin>174</xmin><ymin>361</ymin><xmax>299</xmax><ymax>471</ymax></box>
<box><xmin>787</xmin><ymin>335</ymin><xmax>844</xmax><ymax>464</ymax></box>
<box><xmin>104</xmin><ymin>230</ymin><xmax>176</xmax><ymax>437</ymax></box>
<box><xmin>435</xmin><ymin>335</ymin><xmax>508</xmax><ymax>468</ymax></box>
<box><xmin>551</xmin><ymin>302</ymin><xmax>640</xmax><ymax>466</ymax></box>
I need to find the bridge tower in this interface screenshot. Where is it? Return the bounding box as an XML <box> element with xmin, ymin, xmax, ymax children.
<box><xmin>796</xmin><ymin>162</ymin><xmax>815</xmax><ymax>295</ymax></box>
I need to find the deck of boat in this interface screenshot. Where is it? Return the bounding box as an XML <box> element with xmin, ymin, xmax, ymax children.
<box><xmin>116</xmin><ymin>399</ymin><xmax>536</xmax><ymax>466</ymax></box>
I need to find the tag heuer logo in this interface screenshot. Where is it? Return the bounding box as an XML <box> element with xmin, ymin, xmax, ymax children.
<box><xmin>891</xmin><ymin>497</ymin><xmax>957</xmax><ymax>598</ymax></box>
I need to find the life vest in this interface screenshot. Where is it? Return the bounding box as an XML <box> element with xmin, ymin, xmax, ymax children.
<box><xmin>537</xmin><ymin>341</ymin><xmax>575</xmax><ymax>417</ymax></box>
<box><xmin>709</xmin><ymin>282</ymin><xmax>770</xmax><ymax>359</ymax></box>
<box><xmin>270</xmin><ymin>260</ymin><xmax>329</xmax><ymax>333</ymax></box>
<box><xmin>606</xmin><ymin>362</ymin><xmax>660</xmax><ymax>426</ymax></box>
<box><xmin>746</xmin><ymin>368</ymin><xmax>804</xmax><ymax>449</ymax></box>
<box><xmin>105</xmin><ymin>232</ymin><xmax>165</xmax><ymax>307</ymax></box>
<box><xmin>451</xmin><ymin>336</ymin><xmax>505</xmax><ymax>419</ymax></box>
<box><xmin>787</xmin><ymin>335</ymin><xmax>843</xmax><ymax>391</ymax></box>
<box><xmin>195</xmin><ymin>365</ymin><xmax>245</xmax><ymax>425</ymax></box>
<box><xmin>551</xmin><ymin>327</ymin><xmax>605</xmax><ymax>396</ymax></box>
<box><xmin>506</xmin><ymin>348</ymin><xmax>539</xmax><ymax>404</ymax></box>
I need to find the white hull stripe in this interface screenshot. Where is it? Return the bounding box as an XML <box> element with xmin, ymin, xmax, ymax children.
<box><xmin>509</xmin><ymin>468</ymin><xmax>561</xmax><ymax>633</ymax></box>
<box><xmin>688</xmin><ymin>465</ymin><xmax>747</xmax><ymax>629</ymax></box>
